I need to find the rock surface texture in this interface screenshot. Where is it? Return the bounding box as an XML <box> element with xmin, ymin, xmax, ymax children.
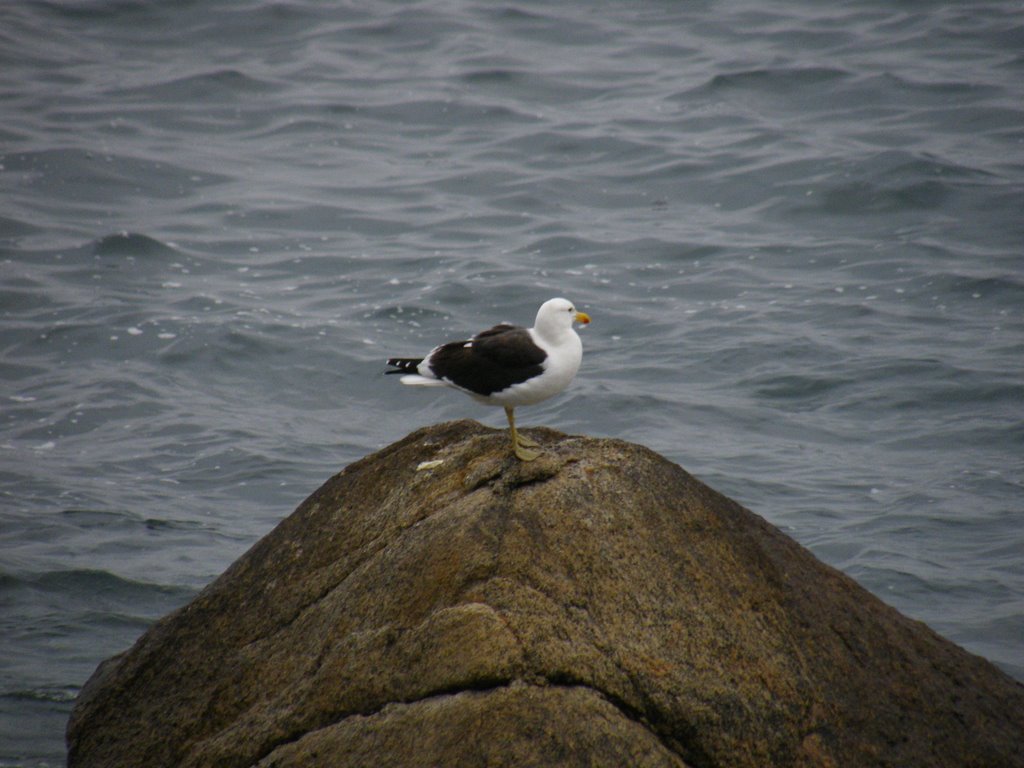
<box><xmin>67</xmin><ymin>420</ymin><xmax>1024</xmax><ymax>768</ymax></box>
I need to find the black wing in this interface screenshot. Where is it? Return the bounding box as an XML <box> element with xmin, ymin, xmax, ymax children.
<box><xmin>427</xmin><ymin>324</ymin><xmax>546</xmax><ymax>396</ymax></box>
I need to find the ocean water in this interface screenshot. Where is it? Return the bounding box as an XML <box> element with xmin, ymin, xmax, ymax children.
<box><xmin>2</xmin><ymin>1</ymin><xmax>1022</xmax><ymax>763</ymax></box>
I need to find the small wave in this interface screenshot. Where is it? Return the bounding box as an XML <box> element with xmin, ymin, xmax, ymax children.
<box><xmin>59</xmin><ymin>508</ymin><xmax>218</xmax><ymax>535</ymax></box>
<box><xmin>926</xmin><ymin>271</ymin><xmax>1024</xmax><ymax>304</ymax></box>
<box><xmin>460</xmin><ymin>68</ymin><xmax>526</xmax><ymax>85</ymax></box>
<box><xmin>1</xmin><ymin>687</ymin><xmax>78</xmax><ymax>705</ymax></box>
<box><xmin>870</xmin><ymin>71</ymin><xmax>1003</xmax><ymax>101</ymax></box>
<box><xmin>810</xmin><ymin>179</ymin><xmax>949</xmax><ymax>215</ymax></box>
<box><xmin>363</xmin><ymin>97</ymin><xmax>542</xmax><ymax>128</ymax></box>
<box><xmin>111</xmin><ymin>68</ymin><xmax>279</xmax><ymax>102</ymax></box>
<box><xmin>750</xmin><ymin>373</ymin><xmax>847</xmax><ymax>405</ymax></box>
<box><xmin>0</xmin><ymin>280</ymin><xmax>54</xmax><ymax>313</ymax></box>
<box><xmin>0</xmin><ymin>213</ymin><xmax>42</xmax><ymax>242</ymax></box>
<box><xmin>519</xmin><ymin>234</ymin><xmax>608</xmax><ymax>255</ymax></box>
<box><xmin>92</xmin><ymin>231</ymin><xmax>177</xmax><ymax>259</ymax></box>
<box><xmin>12</xmin><ymin>568</ymin><xmax>190</xmax><ymax>602</ymax></box>
<box><xmin>35</xmin><ymin>0</ymin><xmax>157</xmax><ymax>23</ymax></box>
<box><xmin>788</xmin><ymin>148</ymin><xmax>999</xmax><ymax>216</ymax></box>
<box><xmin>492</xmin><ymin>6</ymin><xmax>554</xmax><ymax>23</ymax></box>
<box><xmin>2</xmin><ymin>148</ymin><xmax>229</xmax><ymax>205</ymax></box>
<box><xmin>158</xmin><ymin>325</ymin><xmax>296</xmax><ymax>371</ymax></box>
<box><xmin>704</xmin><ymin>66</ymin><xmax>850</xmax><ymax>93</ymax></box>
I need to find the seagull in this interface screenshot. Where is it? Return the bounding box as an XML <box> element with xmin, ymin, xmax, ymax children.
<box><xmin>386</xmin><ymin>297</ymin><xmax>590</xmax><ymax>460</ymax></box>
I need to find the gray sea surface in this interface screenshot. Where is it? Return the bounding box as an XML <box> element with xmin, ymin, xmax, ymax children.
<box><xmin>2</xmin><ymin>1</ymin><xmax>1023</xmax><ymax>764</ymax></box>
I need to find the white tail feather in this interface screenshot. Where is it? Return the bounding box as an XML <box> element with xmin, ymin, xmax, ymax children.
<box><xmin>400</xmin><ymin>374</ymin><xmax>447</xmax><ymax>387</ymax></box>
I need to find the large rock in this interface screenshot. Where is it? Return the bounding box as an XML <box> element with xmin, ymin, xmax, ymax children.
<box><xmin>67</xmin><ymin>420</ymin><xmax>1024</xmax><ymax>768</ymax></box>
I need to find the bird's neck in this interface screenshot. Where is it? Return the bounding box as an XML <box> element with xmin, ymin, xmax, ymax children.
<box><xmin>534</xmin><ymin>324</ymin><xmax>575</xmax><ymax>346</ymax></box>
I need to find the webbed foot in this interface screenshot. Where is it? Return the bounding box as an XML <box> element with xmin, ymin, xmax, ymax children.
<box><xmin>516</xmin><ymin>432</ymin><xmax>540</xmax><ymax>448</ymax></box>
<box><xmin>514</xmin><ymin>442</ymin><xmax>542</xmax><ymax>461</ymax></box>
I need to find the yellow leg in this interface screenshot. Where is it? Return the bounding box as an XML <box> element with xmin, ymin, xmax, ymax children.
<box><xmin>505</xmin><ymin>406</ymin><xmax>540</xmax><ymax>461</ymax></box>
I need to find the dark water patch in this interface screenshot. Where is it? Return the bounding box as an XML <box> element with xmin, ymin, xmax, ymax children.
<box><xmin>460</xmin><ymin>67</ymin><xmax>530</xmax><ymax>86</ymax></box>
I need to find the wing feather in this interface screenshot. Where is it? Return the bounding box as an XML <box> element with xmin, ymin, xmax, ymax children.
<box><xmin>427</xmin><ymin>324</ymin><xmax>546</xmax><ymax>396</ymax></box>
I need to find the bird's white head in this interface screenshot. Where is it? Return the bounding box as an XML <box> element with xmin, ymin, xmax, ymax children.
<box><xmin>534</xmin><ymin>297</ymin><xmax>590</xmax><ymax>341</ymax></box>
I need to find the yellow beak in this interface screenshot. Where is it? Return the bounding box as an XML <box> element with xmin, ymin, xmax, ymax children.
<box><xmin>575</xmin><ymin>311</ymin><xmax>591</xmax><ymax>325</ymax></box>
